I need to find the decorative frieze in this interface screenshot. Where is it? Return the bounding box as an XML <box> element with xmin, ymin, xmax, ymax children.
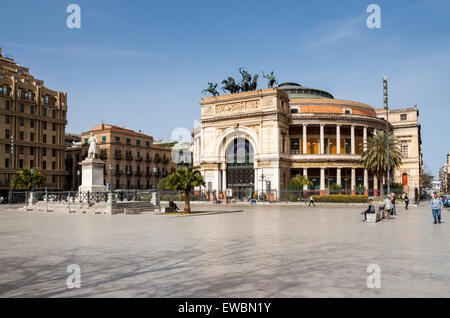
<box><xmin>215</xmin><ymin>99</ymin><xmax>260</xmax><ymax>115</ymax></box>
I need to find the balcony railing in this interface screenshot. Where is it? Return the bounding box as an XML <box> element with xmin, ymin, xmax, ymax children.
<box><xmin>125</xmin><ymin>170</ymin><xmax>133</xmax><ymax>176</ymax></box>
<box><xmin>125</xmin><ymin>154</ymin><xmax>133</xmax><ymax>161</ymax></box>
<box><xmin>114</xmin><ymin>153</ymin><xmax>122</xmax><ymax>160</ymax></box>
<box><xmin>154</xmin><ymin>157</ymin><xmax>161</xmax><ymax>163</ymax></box>
<box><xmin>136</xmin><ymin>156</ymin><xmax>142</xmax><ymax>162</ymax></box>
<box><xmin>100</xmin><ymin>153</ymin><xmax>107</xmax><ymax>160</ymax></box>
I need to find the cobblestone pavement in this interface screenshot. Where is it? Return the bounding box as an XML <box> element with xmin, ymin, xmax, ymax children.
<box><xmin>0</xmin><ymin>203</ymin><xmax>448</xmax><ymax>297</ymax></box>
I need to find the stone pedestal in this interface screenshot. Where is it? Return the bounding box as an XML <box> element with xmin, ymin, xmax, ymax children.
<box><xmin>79</xmin><ymin>157</ymin><xmax>106</xmax><ymax>193</ymax></box>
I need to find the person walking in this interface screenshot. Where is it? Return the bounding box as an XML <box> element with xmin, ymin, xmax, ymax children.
<box><xmin>391</xmin><ymin>193</ymin><xmax>397</xmax><ymax>216</ymax></box>
<box><xmin>429</xmin><ymin>192</ymin><xmax>443</xmax><ymax>224</ymax></box>
<box><xmin>404</xmin><ymin>193</ymin><xmax>409</xmax><ymax>210</ymax></box>
<box><xmin>383</xmin><ymin>195</ymin><xmax>393</xmax><ymax>219</ymax></box>
<box><xmin>309</xmin><ymin>195</ymin><xmax>315</xmax><ymax>207</ymax></box>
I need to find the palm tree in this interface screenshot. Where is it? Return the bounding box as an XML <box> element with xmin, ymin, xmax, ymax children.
<box><xmin>166</xmin><ymin>167</ymin><xmax>205</xmax><ymax>213</ymax></box>
<box><xmin>12</xmin><ymin>168</ymin><xmax>46</xmax><ymax>191</ymax></box>
<box><xmin>360</xmin><ymin>130</ymin><xmax>402</xmax><ymax>198</ymax></box>
<box><xmin>286</xmin><ymin>174</ymin><xmax>312</xmax><ymax>190</ymax></box>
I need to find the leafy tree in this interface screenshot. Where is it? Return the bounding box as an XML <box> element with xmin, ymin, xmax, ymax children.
<box><xmin>330</xmin><ymin>183</ymin><xmax>343</xmax><ymax>194</ymax></box>
<box><xmin>420</xmin><ymin>170</ymin><xmax>434</xmax><ymax>190</ymax></box>
<box><xmin>166</xmin><ymin>167</ymin><xmax>205</xmax><ymax>213</ymax></box>
<box><xmin>354</xmin><ymin>184</ymin><xmax>365</xmax><ymax>195</ymax></box>
<box><xmin>285</xmin><ymin>174</ymin><xmax>312</xmax><ymax>190</ymax></box>
<box><xmin>12</xmin><ymin>168</ymin><xmax>46</xmax><ymax>191</ymax></box>
<box><xmin>360</xmin><ymin>130</ymin><xmax>402</xmax><ymax>198</ymax></box>
<box><xmin>157</xmin><ymin>176</ymin><xmax>170</xmax><ymax>190</ymax></box>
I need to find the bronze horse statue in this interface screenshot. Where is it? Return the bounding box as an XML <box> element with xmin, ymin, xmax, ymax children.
<box><xmin>221</xmin><ymin>77</ymin><xmax>241</xmax><ymax>94</ymax></box>
<box><xmin>202</xmin><ymin>82</ymin><xmax>219</xmax><ymax>96</ymax></box>
<box><xmin>262</xmin><ymin>71</ymin><xmax>278</xmax><ymax>88</ymax></box>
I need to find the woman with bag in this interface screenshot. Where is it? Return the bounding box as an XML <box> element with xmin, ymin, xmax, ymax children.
<box><xmin>383</xmin><ymin>195</ymin><xmax>393</xmax><ymax>219</ymax></box>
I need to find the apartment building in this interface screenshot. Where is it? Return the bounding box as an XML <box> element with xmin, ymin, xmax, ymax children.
<box><xmin>0</xmin><ymin>48</ymin><xmax>67</xmax><ymax>195</ymax></box>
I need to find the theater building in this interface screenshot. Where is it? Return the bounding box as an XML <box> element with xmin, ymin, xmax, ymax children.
<box><xmin>193</xmin><ymin>82</ymin><xmax>422</xmax><ymax>200</ymax></box>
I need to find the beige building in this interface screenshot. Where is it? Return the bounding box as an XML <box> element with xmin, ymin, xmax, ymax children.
<box><xmin>439</xmin><ymin>154</ymin><xmax>450</xmax><ymax>193</ymax></box>
<box><xmin>80</xmin><ymin>124</ymin><xmax>177</xmax><ymax>190</ymax></box>
<box><xmin>0</xmin><ymin>48</ymin><xmax>67</xmax><ymax>195</ymax></box>
<box><xmin>376</xmin><ymin>106</ymin><xmax>423</xmax><ymax>198</ymax></box>
<box><xmin>193</xmin><ymin>82</ymin><xmax>423</xmax><ymax>200</ymax></box>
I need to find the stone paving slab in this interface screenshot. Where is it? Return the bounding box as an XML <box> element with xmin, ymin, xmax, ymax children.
<box><xmin>0</xmin><ymin>203</ymin><xmax>448</xmax><ymax>297</ymax></box>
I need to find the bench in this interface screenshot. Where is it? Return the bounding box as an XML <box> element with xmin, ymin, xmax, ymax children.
<box><xmin>366</xmin><ymin>210</ymin><xmax>382</xmax><ymax>223</ymax></box>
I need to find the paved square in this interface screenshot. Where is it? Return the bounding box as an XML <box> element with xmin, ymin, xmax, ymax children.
<box><xmin>0</xmin><ymin>203</ymin><xmax>448</xmax><ymax>297</ymax></box>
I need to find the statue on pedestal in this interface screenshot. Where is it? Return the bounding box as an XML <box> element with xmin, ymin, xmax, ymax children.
<box><xmin>88</xmin><ymin>133</ymin><xmax>98</xmax><ymax>159</ymax></box>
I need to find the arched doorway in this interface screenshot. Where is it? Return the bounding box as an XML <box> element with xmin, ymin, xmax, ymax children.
<box><xmin>402</xmin><ymin>173</ymin><xmax>408</xmax><ymax>186</ymax></box>
<box><xmin>226</xmin><ymin>138</ymin><xmax>254</xmax><ymax>200</ymax></box>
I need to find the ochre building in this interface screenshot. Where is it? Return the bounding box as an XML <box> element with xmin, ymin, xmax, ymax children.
<box><xmin>193</xmin><ymin>82</ymin><xmax>422</xmax><ymax>200</ymax></box>
<box><xmin>0</xmin><ymin>48</ymin><xmax>67</xmax><ymax>194</ymax></box>
<box><xmin>80</xmin><ymin>124</ymin><xmax>177</xmax><ymax>190</ymax></box>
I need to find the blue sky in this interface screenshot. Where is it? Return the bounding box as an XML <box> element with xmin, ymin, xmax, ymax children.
<box><xmin>1</xmin><ymin>0</ymin><xmax>449</xmax><ymax>177</ymax></box>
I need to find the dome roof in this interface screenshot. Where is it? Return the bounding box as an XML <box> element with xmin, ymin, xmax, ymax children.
<box><xmin>278</xmin><ymin>82</ymin><xmax>334</xmax><ymax>99</ymax></box>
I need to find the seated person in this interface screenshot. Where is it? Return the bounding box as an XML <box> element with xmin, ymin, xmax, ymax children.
<box><xmin>169</xmin><ymin>199</ymin><xmax>180</xmax><ymax>212</ymax></box>
<box><xmin>362</xmin><ymin>198</ymin><xmax>376</xmax><ymax>222</ymax></box>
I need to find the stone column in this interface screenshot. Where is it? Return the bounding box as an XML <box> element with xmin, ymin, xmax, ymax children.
<box><xmin>320</xmin><ymin>168</ymin><xmax>325</xmax><ymax>196</ymax></box>
<box><xmin>222</xmin><ymin>170</ymin><xmax>227</xmax><ymax>195</ymax></box>
<box><xmin>364</xmin><ymin>169</ymin><xmax>369</xmax><ymax>196</ymax></box>
<box><xmin>320</xmin><ymin>124</ymin><xmax>325</xmax><ymax>154</ymax></box>
<box><xmin>336</xmin><ymin>124</ymin><xmax>341</xmax><ymax>154</ymax></box>
<box><xmin>351</xmin><ymin>125</ymin><xmax>355</xmax><ymax>155</ymax></box>
<box><xmin>351</xmin><ymin>168</ymin><xmax>356</xmax><ymax>195</ymax></box>
<box><xmin>302</xmin><ymin>124</ymin><xmax>307</xmax><ymax>155</ymax></box>
<box><xmin>337</xmin><ymin>168</ymin><xmax>342</xmax><ymax>186</ymax></box>
<box><xmin>373</xmin><ymin>175</ymin><xmax>378</xmax><ymax>197</ymax></box>
<box><xmin>363</xmin><ymin>126</ymin><xmax>368</xmax><ymax>151</ymax></box>
<box><xmin>303</xmin><ymin>168</ymin><xmax>308</xmax><ymax>197</ymax></box>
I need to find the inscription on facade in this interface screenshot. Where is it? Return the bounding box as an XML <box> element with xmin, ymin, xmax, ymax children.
<box><xmin>215</xmin><ymin>100</ymin><xmax>260</xmax><ymax>115</ymax></box>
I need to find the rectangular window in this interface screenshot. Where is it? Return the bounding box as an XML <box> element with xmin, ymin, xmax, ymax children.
<box><xmin>52</xmin><ymin>162</ymin><xmax>56</xmax><ymax>170</ymax></box>
<box><xmin>44</xmin><ymin>95</ymin><xmax>49</xmax><ymax>104</ymax></box>
<box><xmin>30</xmin><ymin>160</ymin><xmax>34</xmax><ymax>169</ymax></box>
<box><xmin>52</xmin><ymin>123</ymin><xmax>56</xmax><ymax>131</ymax></box>
<box><xmin>19</xmin><ymin>159</ymin><xmax>23</xmax><ymax>169</ymax></box>
<box><xmin>52</xmin><ymin>149</ymin><xmax>56</xmax><ymax>157</ymax></box>
<box><xmin>43</xmin><ymin>121</ymin><xmax>47</xmax><ymax>130</ymax></box>
<box><xmin>5</xmin><ymin>115</ymin><xmax>9</xmax><ymax>124</ymax></box>
<box><xmin>52</xmin><ymin>175</ymin><xmax>56</xmax><ymax>183</ymax></box>
<box><xmin>5</xmin><ymin>158</ymin><xmax>9</xmax><ymax>169</ymax></box>
<box><xmin>136</xmin><ymin>140</ymin><xmax>141</xmax><ymax>146</ymax></box>
<box><xmin>30</xmin><ymin>147</ymin><xmax>34</xmax><ymax>155</ymax></box>
<box><xmin>19</xmin><ymin>146</ymin><xmax>24</xmax><ymax>154</ymax></box>
<box><xmin>345</xmin><ymin>138</ymin><xmax>351</xmax><ymax>154</ymax></box>
<box><xmin>30</xmin><ymin>119</ymin><xmax>34</xmax><ymax>128</ymax></box>
<box><xmin>43</xmin><ymin>148</ymin><xmax>47</xmax><ymax>156</ymax></box>
<box><xmin>52</xmin><ymin>109</ymin><xmax>56</xmax><ymax>118</ymax></box>
<box><xmin>146</xmin><ymin>141</ymin><xmax>150</xmax><ymax>148</ymax></box>
<box><xmin>5</xmin><ymin>100</ymin><xmax>10</xmax><ymax>110</ymax></box>
<box><xmin>126</xmin><ymin>138</ymin><xmax>131</xmax><ymax>145</ymax></box>
<box><xmin>19</xmin><ymin>131</ymin><xmax>24</xmax><ymax>140</ymax></box>
<box><xmin>43</xmin><ymin>134</ymin><xmax>47</xmax><ymax>143</ymax></box>
<box><xmin>30</xmin><ymin>105</ymin><xmax>35</xmax><ymax>114</ymax></box>
<box><xmin>19</xmin><ymin>117</ymin><xmax>24</xmax><ymax>126</ymax></box>
<box><xmin>102</xmin><ymin>136</ymin><xmax>106</xmax><ymax>142</ymax></box>
<box><xmin>290</xmin><ymin>138</ymin><xmax>300</xmax><ymax>151</ymax></box>
<box><xmin>52</xmin><ymin>135</ymin><xmax>56</xmax><ymax>144</ymax></box>
<box><xmin>30</xmin><ymin>132</ymin><xmax>34</xmax><ymax>142</ymax></box>
<box><xmin>84</xmin><ymin>138</ymin><xmax>88</xmax><ymax>144</ymax></box>
<box><xmin>43</xmin><ymin>161</ymin><xmax>47</xmax><ymax>170</ymax></box>
<box><xmin>115</xmin><ymin>136</ymin><xmax>120</xmax><ymax>143</ymax></box>
<box><xmin>43</xmin><ymin>107</ymin><xmax>47</xmax><ymax>116</ymax></box>
<box><xmin>400</xmin><ymin>114</ymin><xmax>407</xmax><ymax>121</ymax></box>
<box><xmin>20</xmin><ymin>103</ymin><xmax>24</xmax><ymax>112</ymax></box>
<box><xmin>402</xmin><ymin>145</ymin><xmax>408</xmax><ymax>157</ymax></box>
<box><xmin>5</xmin><ymin>129</ymin><xmax>9</xmax><ymax>139</ymax></box>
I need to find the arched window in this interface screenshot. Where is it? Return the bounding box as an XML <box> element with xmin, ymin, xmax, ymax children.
<box><xmin>290</xmin><ymin>108</ymin><xmax>299</xmax><ymax>114</ymax></box>
<box><xmin>226</xmin><ymin>138</ymin><xmax>253</xmax><ymax>166</ymax></box>
<box><xmin>402</xmin><ymin>173</ymin><xmax>408</xmax><ymax>186</ymax></box>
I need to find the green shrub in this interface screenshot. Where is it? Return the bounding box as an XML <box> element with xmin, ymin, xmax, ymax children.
<box><xmin>312</xmin><ymin>195</ymin><xmax>368</xmax><ymax>203</ymax></box>
<box><xmin>289</xmin><ymin>195</ymin><xmax>299</xmax><ymax>202</ymax></box>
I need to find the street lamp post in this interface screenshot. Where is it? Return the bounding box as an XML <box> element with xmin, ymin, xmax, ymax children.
<box><xmin>383</xmin><ymin>76</ymin><xmax>390</xmax><ymax>196</ymax></box>
<box><xmin>76</xmin><ymin>169</ymin><xmax>80</xmax><ymax>191</ymax></box>
<box><xmin>109</xmin><ymin>164</ymin><xmax>113</xmax><ymax>192</ymax></box>
<box><xmin>31</xmin><ymin>168</ymin><xmax>35</xmax><ymax>193</ymax></box>
<box><xmin>153</xmin><ymin>167</ymin><xmax>158</xmax><ymax>190</ymax></box>
<box><xmin>8</xmin><ymin>135</ymin><xmax>14</xmax><ymax>203</ymax></box>
<box><xmin>259</xmin><ymin>173</ymin><xmax>265</xmax><ymax>201</ymax></box>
